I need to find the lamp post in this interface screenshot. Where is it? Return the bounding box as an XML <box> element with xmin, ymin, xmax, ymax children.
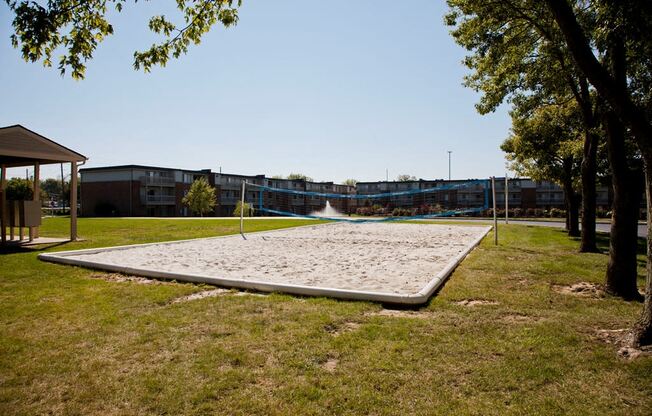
<box><xmin>447</xmin><ymin>151</ymin><xmax>452</xmax><ymax>181</ymax></box>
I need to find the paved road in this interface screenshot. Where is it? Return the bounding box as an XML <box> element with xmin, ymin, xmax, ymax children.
<box><xmin>426</xmin><ymin>218</ymin><xmax>647</xmax><ymax>238</ymax></box>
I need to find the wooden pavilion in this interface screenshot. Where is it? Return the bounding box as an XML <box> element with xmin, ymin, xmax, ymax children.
<box><xmin>0</xmin><ymin>125</ymin><xmax>87</xmax><ymax>245</ymax></box>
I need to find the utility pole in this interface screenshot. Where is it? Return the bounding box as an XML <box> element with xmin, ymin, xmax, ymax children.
<box><xmin>447</xmin><ymin>151</ymin><xmax>452</xmax><ymax>181</ymax></box>
<box><xmin>386</xmin><ymin>168</ymin><xmax>388</xmax><ymax>182</ymax></box>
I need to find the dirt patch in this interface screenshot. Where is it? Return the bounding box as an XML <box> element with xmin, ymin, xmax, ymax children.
<box><xmin>365</xmin><ymin>309</ymin><xmax>433</xmax><ymax>319</ymax></box>
<box><xmin>232</xmin><ymin>291</ymin><xmax>267</xmax><ymax>297</ymax></box>
<box><xmin>594</xmin><ymin>329</ymin><xmax>652</xmax><ymax>360</ymax></box>
<box><xmin>90</xmin><ymin>273</ymin><xmax>269</xmax><ymax>299</ymax></box>
<box><xmin>90</xmin><ymin>273</ymin><xmax>171</xmax><ymax>285</ymax></box>
<box><xmin>322</xmin><ymin>357</ymin><xmax>339</xmax><ymax>373</ymax></box>
<box><xmin>552</xmin><ymin>282</ymin><xmax>604</xmax><ymax>298</ymax></box>
<box><xmin>171</xmin><ymin>289</ymin><xmax>231</xmax><ymax>304</ymax></box>
<box><xmin>454</xmin><ymin>299</ymin><xmax>499</xmax><ymax>307</ymax></box>
<box><xmin>324</xmin><ymin>321</ymin><xmax>361</xmax><ymax>336</ymax></box>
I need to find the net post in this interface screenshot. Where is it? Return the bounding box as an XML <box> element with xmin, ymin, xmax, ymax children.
<box><xmin>240</xmin><ymin>181</ymin><xmax>246</xmax><ymax>239</ymax></box>
<box><xmin>492</xmin><ymin>176</ymin><xmax>498</xmax><ymax>245</ymax></box>
<box><xmin>505</xmin><ymin>174</ymin><xmax>509</xmax><ymax>224</ymax></box>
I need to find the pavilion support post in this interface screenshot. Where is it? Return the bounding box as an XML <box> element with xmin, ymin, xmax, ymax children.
<box><xmin>30</xmin><ymin>162</ymin><xmax>40</xmax><ymax>241</ymax></box>
<box><xmin>70</xmin><ymin>161</ymin><xmax>78</xmax><ymax>241</ymax></box>
<box><xmin>1</xmin><ymin>164</ymin><xmax>6</xmax><ymax>244</ymax></box>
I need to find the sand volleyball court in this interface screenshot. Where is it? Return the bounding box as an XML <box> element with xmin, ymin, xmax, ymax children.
<box><xmin>39</xmin><ymin>222</ymin><xmax>491</xmax><ymax>304</ymax></box>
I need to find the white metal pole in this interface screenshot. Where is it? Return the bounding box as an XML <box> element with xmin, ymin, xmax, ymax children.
<box><xmin>240</xmin><ymin>181</ymin><xmax>246</xmax><ymax>238</ymax></box>
<box><xmin>505</xmin><ymin>174</ymin><xmax>509</xmax><ymax>224</ymax></box>
<box><xmin>492</xmin><ymin>176</ymin><xmax>498</xmax><ymax>245</ymax></box>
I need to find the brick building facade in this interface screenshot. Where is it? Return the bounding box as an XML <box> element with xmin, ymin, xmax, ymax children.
<box><xmin>80</xmin><ymin>165</ymin><xmax>611</xmax><ymax>217</ymax></box>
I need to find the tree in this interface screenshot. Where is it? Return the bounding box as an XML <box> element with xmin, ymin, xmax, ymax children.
<box><xmin>446</xmin><ymin>0</ymin><xmax>600</xmax><ymax>253</ymax></box>
<box><xmin>447</xmin><ymin>1</ymin><xmax>644</xmax><ymax>311</ymax></box>
<box><xmin>342</xmin><ymin>179</ymin><xmax>358</xmax><ymax>186</ymax></box>
<box><xmin>40</xmin><ymin>177</ymin><xmax>72</xmax><ymax>202</ymax></box>
<box><xmin>286</xmin><ymin>173</ymin><xmax>313</xmax><ymax>182</ymax></box>
<box><xmin>542</xmin><ymin>0</ymin><xmax>652</xmax><ymax>345</ymax></box>
<box><xmin>603</xmin><ymin>107</ymin><xmax>644</xmax><ymax>301</ymax></box>
<box><xmin>396</xmin><ymin>175</ymin><xmax>417</xmax><ymax>182</ymax></box>
<box><xmin>6</xmin><ymin>0</ymin><xmax>242</xmax><ymax>79</ymax></box>
<box><xmin>40</xmin><ymin>178</ymin><xmax>63</xmax><ymax>200</ymax></box>
<box><xmin>5</xmin><ymin>178</ymin><xmax>33</xmax><ymax>200</ymax></box>
<box><xmin>232</xmin><ymin>201</ymin><xmax>253</xmax><ymax>217</ymax></box>
<box><xmin>182</xmin><ymin>177</ymin><xmax>216</xmax><ymax>217</ymax></box>
<box><xmin>501</xmin><ymin>101</ymin><xmax>583</xmax><ymax>236</ymax></box>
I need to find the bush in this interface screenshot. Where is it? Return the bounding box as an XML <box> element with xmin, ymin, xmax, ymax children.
<box><xmin>549</xmin><ymin>208</ymin><xmax>566</xmax><ymax>218</ymax></box>
<box><xmin>371</xmin><ymin>204</ymin><xmax>387</xmax><ymax>215</ymax></box>
<box><xmin>391</xmin><ymin>207</ymin><xmax>411</xmax><ymax>217</ymax></box>
<box><xmin>233</xmin><ymin>201</ymin><xmax>254</xmax><ymax>217</ymax></box>
<box><xmin>431</xmin><ymin>204</ymin><xmax>443</xmax><ymax>214</ymax></box>
<box><xmin>356</xmin><ymin>207</ymin><xmax>374</xmax><ymax>216</ymax></box>
<box><xmin>6</xmin><ymin>178</ymin><xmax>33</xmax><ymax>200</ymax></box>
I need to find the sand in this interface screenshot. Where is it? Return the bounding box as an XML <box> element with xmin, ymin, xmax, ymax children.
<box><xmin>55</xmin><ymin>222</ymin><xmax>489</xmax><ymax>296</ymax></box>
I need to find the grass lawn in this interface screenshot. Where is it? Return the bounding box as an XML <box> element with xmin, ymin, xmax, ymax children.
<box><xmin>1</xmin><ymin>218</ymin><xmax>651</xmax><ymax>415</ymax></box>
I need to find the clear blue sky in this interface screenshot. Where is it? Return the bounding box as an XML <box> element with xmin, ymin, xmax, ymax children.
<box><xmin>0</xmin><ymin>0</ymin><xmax>511</xmax><ymax>183</ymax></box>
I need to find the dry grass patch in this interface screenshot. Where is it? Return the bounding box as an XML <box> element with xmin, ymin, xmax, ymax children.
<box><xmin>324</xmin><ymin>321</ymin><xmax>361</xmax><ymax>336</ymax></box>
<box><xmin>89</xmin><ymin>272</ymin><xmax>170</xmax><ymax>285</ymax></box>
<box><xmin>454</xmin><ymin>299</ymin><xmax>499</xmax><ymax>307</ymax></box>
<box><xmin>170</xmin><ymin>288</ymin><xmax>231</xmax><ymax>303</ymax></box>
<box><xmin>594</xmin><ymin>329</ymin><xmax>652</xmax><ymax>361</ymax></box>
<box><xmin>552</xmin><ymin>282</ymin><xmax>605</xmax><ymax>298</ymax></box>
<box><xmin>320</xmin><ymin>356</ymin><xmax>339</xmax><ymax>373</ymax></box>
<box><xmin>365</xmin><ymin>308</ymin><xmax>434</xmax><ymax>318</ymax></box>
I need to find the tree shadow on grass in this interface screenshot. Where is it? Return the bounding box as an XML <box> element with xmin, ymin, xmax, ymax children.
<box><xmin>592</xmin><ymin>231</ymin><xmax>648</xmax><ymax>269</ymax></box>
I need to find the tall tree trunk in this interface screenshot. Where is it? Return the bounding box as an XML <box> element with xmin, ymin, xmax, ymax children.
<box><xmin>568</xmin><ymin>191</ymin><xmax>580</xmax><ymax>237</ymax></box>
<box><xmin>579</xmin><ymin>129</ymin><xmax>599</xmax><ymax>252</ymax></box>
<box><xmin>562</xmin><ymin>159</ymin><xmax>580</xmax><ymax>237</ymax></box>
<box><xmin>633</xmin><ymin>161</ymin><xmax>652</xmax><ymax>346</ymax></box>
<box><xmin>573</xmin><ymin>75</ymin><xmax>599</xmax><ymax>253</ymax></box>
<box><xmin>605</xmin><ymin>110</ymin><xmax>644</xmax><ymax>300</ymax></box>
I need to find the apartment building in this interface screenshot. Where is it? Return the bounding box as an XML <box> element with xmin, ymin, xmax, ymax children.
<box><xmin>356</xmin><ymin>177</ymin><xmax>610</xmax><ymax>212</ymax></box>
<box><xmin>80</xmin><ymin>165</ymin><xmax>215</xmax><ymax>217</ymax></box>
<box><xmin>80</xmin><ymin>166</ymin><xmax>355</xmax><ymax>217</ymax></box>
<box><xmin>80</xmin><ymin>164</ymin><xmax>611</xmax><ymax>217</ymax></box>
<box><xmin>214</xmin><ymin>173</ymin><xmax>355</xmax><ymax>216</ymax></box>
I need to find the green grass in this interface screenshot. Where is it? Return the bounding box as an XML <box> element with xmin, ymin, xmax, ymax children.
<box><xmin>1</xmin><ymin>218</ymin><xmax>651</xmax><ymax>415</ymax></box>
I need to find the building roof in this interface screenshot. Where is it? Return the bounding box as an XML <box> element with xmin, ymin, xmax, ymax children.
<box><xmin>0</xmin><ymin>125</ymin><xmax>87</xmax><ymax>167</ymax></box>
<box><xmin>80</xmin><ymin>164</ymin><xmax>212</xmax><ymax>174</ymax></box>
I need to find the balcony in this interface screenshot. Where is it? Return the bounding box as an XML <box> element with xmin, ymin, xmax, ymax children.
<box><xmin>144</xmin><ymin>195</ymin><xmax>176</xmax><ymax>205</ymax></box>
<box><xmin>140</xmin><ymin>176</ymin><xmax>176</xmax><ymax>187</ymax></box>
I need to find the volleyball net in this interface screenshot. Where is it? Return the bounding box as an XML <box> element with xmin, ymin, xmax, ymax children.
<box><xmin>241</xmin><ymin>180</ymin><xmax>490</xmax><ymax>222</ymax></box>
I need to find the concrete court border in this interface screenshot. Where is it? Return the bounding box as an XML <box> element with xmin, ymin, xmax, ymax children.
<box><xmin>38</xmin><ymin>223</ymin><xmax>492</xmax><ymax>305</ymax></box>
